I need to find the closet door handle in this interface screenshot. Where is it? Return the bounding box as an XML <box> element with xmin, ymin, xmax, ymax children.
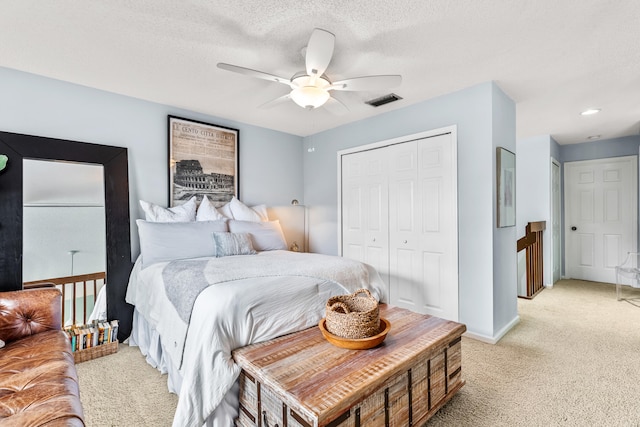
<box><xmin>403</xmin><ymin>240</ymin><xmax>408</xmax><ymax>244</ymax></box>
<box><xmin>372</xmin><ymin>238</ymin><xmax>376</xmax><ymax>242</ymax></box>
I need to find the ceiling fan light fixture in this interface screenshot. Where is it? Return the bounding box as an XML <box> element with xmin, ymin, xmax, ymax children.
<box><xmin>290</xmin><ymin>85</ymin><xmax>330</xmax><ymax>109</ymax></box>
<box><xmin>218</xmin><ymin>29</ymin><xmax>401</xmax><ymax>113</ymax></box>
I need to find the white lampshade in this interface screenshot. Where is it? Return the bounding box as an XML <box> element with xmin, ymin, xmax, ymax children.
<box><xmin>290</xmin><ymin>86</ymin><xmax>330</xmax><ymax>109</ymax></box>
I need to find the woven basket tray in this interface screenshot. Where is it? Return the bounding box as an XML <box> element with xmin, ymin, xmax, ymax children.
<box><xmin>74</xmin><ymin>341</ymin><xmax>118</xmax><ymax>364</ymax></box>
<box><xmin>325</xmin><ymin>289</ymin><xmax>379</xmax><ymax>339</ymax></box>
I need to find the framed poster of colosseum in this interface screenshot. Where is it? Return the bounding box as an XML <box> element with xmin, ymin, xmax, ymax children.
<box><xmin>168</xmin><ymin>116</ymin><xmax>239</xmax><ymax>207</ymax></box>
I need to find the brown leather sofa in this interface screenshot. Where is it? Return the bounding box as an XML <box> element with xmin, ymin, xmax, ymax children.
<box><xmin>0</xmin><ymin>288</ymin><xmax>85</xmax><ymax>426</ymax></box>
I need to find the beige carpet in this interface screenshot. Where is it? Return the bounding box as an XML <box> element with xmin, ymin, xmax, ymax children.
<box><xmin>76</xmin><ymin>280</ymin><xmax>640</xmax><ymax>426</ymax></box>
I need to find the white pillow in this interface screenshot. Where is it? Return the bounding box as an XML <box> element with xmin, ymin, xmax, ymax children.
<box><xmin>251</xmin><ymin>204</ymin><xmax>269</xmax><ymax>222</ymax></box>
<box><xmin>212</xmin><ymin>232</ymin><xmax>257</xmax><ymax>257</ymax></box>
<box><xmin>229</xmin><ymin>197</ymin><xmax>268</xmax><ymax>222</ymax></box>
<box><xmin>137</xmin><ymin>219</ymin><xmax>228</xmax><ymax>268</ymax></box>
<box><xmin>218</xmin><ymin>201</ymin><xmax>234</xmax><ymax>219</ymax></box>
<box><xmin>140</xmin><ymin>196</ymin><xmax>197</xmax><ymax>222</ymax></box>
<box><xmin>228</xmin><ymin>220</ymin><xmax>288</xmax><ymax>251</ymax></box>
<box><xmin>196</xmin><ymin>196</ymin><xmax>226</xmax><ymax>221</ymax></box>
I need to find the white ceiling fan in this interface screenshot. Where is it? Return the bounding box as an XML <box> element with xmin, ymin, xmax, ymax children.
<box><xmin>217</xmin><ymin>28</ymin><xmax>402</xmax><ymax>113</ymax></box>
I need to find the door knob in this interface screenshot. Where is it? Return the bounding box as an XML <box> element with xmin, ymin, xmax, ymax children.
<box><xmin>403</xmin><ymin>240</ymin><xmax>408</xmax><ymax>244</ymax></box>
<box><xmin>571</xmin><ymin>226</ymin><xmax>577</xmax><ymax>231</ymax></box>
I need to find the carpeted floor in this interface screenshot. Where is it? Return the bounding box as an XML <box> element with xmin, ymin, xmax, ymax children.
<box><xmin>76</xmin><ymin>280</ymin><xmax>640</xmax><ymax>426</ymax></box>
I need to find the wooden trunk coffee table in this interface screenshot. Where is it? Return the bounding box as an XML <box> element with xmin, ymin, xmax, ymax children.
<box><xmin>233</xmin><ymin>304</ymin><xmax>466</xmax><ymax>427</ymax></box>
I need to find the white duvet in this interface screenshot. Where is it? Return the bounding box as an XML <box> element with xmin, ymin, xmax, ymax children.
<box><xmin>126</xmin><ymin>250</ymin><xmax>387</xmax><ymax>427</ymax></box>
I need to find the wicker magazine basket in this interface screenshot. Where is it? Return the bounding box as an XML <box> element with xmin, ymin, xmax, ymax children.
<box><xmin>73</xmin><ymin>340</ymin><xmax>118</xmax><ymax>364</ymax></box>
<box><xmin>325</xmin><ymin>289</ymin><xmax>379</xmax><ymax>339</ymax></box>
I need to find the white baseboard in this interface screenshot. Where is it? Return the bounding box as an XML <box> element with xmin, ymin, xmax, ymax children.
<box><xmin>463</xmin><ymin>315</ymin><xmax>520</xmax><ymax>345</ymax></box>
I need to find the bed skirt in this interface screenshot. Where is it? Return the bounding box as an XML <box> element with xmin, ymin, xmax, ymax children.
<box><xmin>129</xmin><ymin>309</ymin><xmax>240</xmax><ymax>427</ymax></box>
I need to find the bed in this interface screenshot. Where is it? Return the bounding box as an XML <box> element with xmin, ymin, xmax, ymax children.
<box><xmin>125</xmin><ymin>198</ymin><xmax>387</xmax><ymax>427</ymax></box>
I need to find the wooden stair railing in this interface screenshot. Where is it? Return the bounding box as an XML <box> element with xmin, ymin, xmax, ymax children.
<box><xmin>24</xmin><ymin>272</ymin><xmax>106</xmax><ymax>326</ymax></box>
<box><xmin>517</xmin><ymin>221</ymin><xmax>546</xmax><ymax>299</ymax></box>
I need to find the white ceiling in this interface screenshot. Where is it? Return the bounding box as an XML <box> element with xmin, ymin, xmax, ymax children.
<box><xmin>1</xmin><ymin>0</ymin><xmax>638</xmax><ymax>144</ymax></box>
<box><xmin>23</xmin><ymin>159</ymin><xmax>104</xmax><ymax>206</ymax></box>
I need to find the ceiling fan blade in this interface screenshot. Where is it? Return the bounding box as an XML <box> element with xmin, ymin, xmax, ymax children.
<box><xmin>258</xmin><ymin>93</ymin><xmax>292</xmax><ymax>109</ymax></box>
<box><xmin>323</xmin><ymin>96</ymin><xmax>349</xmax><ymax>115</ymax></box>
<box><xmin>305</xmin><ymin>29</ymin><xmax>335</xmax><ymax>79</ymax></box>
<box><xmin>217</xmin><ymin>63</ymin><xmax>291</xmax><ymax>86</ymax></box>
<box><xmin>330</xmin><ymin>75</ymin><xmax>402</xmax><ymax>91</ymax></box>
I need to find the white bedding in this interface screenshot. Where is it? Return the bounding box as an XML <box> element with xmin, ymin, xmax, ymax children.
<box><xmin>125</xmin><ymin>250</ymin><xmax>387</xmax><ymax>427</ymax></box>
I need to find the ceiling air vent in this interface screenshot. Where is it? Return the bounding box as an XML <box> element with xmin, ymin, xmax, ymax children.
<box><xmin>365</xmin><ymin>93</ymin><xmax>403</xmax><ymax>107</ymax></box>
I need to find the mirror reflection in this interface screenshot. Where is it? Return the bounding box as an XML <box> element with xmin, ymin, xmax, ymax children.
<box><xmin>22</xmin><ymin>159</ymin><xmax>106</xmax><ymax>325</ymax></box>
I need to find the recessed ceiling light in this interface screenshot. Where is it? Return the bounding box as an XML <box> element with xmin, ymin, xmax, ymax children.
<box><xmin>587</xmin><ymin>135</ymin><xmax>601</xmax><ymax>140</ymax></box>
<box><xmin>581</xmin><ymin>109</ymin><xmax>601</xmax><ymax>116</ymax></box>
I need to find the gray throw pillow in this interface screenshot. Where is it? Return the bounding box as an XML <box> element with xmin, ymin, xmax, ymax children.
<box><xmin>212</xmin><ymin>232</ymin><xmax>257</xmax><ymax>257</ymax></box>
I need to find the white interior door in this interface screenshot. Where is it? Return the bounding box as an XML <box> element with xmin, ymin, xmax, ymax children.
<box><xmin>551</xmin><ymin>160</ymin><xmax>561</xmax><ymax>283</ymax></box>
<box><xmin>389</xmin><ymin>140</ymin><xmax>420</xmax><ymax>310</ymax></box>
<box><xmin>418</xmin><ymin>134</ymin><xmax>457</xmax><ymax>320</ymax></box>
<box><xmin>341</xmin><ymin>149</ymin><xmax>389</xmax><ymax>285</ymax></box>
<box><xmin>389</xmin><ymin>133</ymin><xmax>457</xmax><ymax>320</ymax></box>
<box><xmin>565</xmin><ymin>156</ymin><xmax>637</xmax><ymax>283</ymax></box>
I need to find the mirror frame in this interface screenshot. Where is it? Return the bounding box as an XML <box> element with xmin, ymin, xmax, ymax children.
<box><xmin>0</xmin><ymin>131</ymin><xmax>133</xmax><ymax>341</ymax></box>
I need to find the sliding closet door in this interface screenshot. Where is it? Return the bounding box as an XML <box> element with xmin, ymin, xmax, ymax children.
<box><xmin>341</xmin><ymin>149</ymin><xmax>390</xmax><ymax>285</ymax></box>
<box><xmin>389</xmin><ymin>134</ymin><xmax>458</xmax><ymax>321</ymax></box>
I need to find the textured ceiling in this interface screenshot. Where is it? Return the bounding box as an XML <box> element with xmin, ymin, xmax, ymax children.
<box><xmin>1</xmin><ymin>0</ymin><xmax>639</xmax><ymax>144</ymax></box>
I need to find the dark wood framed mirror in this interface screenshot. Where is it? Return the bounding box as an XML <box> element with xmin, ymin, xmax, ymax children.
<box><xmin>0</xmin><ymin>131</ymin><xmax>133</xmax><ymax>341</ymax></box>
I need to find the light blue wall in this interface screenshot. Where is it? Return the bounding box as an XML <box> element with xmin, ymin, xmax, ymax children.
<box><xmin>303</xmin><ymin>81</ymin><xmax>517</xmax><ymax>340</ymax></box>
<box><xmin>560</xmin><ymin>135</ymin><xmax>640</xmax><ymax>163</ymax></box>
<box><xmin>0</xmin><ymin>67</ymin><xmax>303</xmax><ymax>257</ymax></box>
<box><xmin>550</xmin><ymin>136</ymin><xmax>561</xmax><ymax>161</ymax></box>
<box><xmin>516</xmin><ymin>135</ymin><xmax>553</xmax><ymax>288</ymax></box>
<box><xmin>491</xmin><ymin>83</ymin><xmax>517</xmax><ymax>336</ymax></box>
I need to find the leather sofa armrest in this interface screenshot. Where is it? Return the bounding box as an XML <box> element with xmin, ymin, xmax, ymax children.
<box><xmin>0</xmin><ymin>288</ymin><xmax>62</xmax><ymax>343</ymax></box>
